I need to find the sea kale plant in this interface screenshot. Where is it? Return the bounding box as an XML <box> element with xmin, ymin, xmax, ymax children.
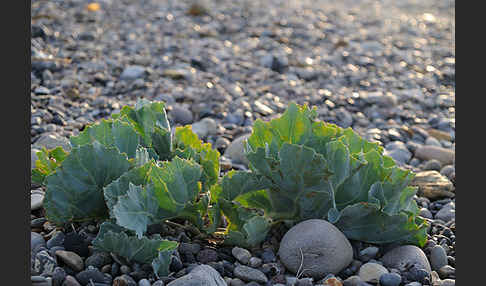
<box><xmin>32</xmin><ymin>99</ymin><xmax>220</xmax><ymax>277</ymax></box>
<box><xmin>216</xmin><ymin>102</ymin><xmax>428</xmax><ymax>248</ymax></box>
<box><xmin>33</xmin><ymin>100</ymin><xmax>428</xmax><ymax>276</ymax></box>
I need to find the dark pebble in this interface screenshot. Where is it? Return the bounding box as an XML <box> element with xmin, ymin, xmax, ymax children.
<box><xmin>52</xmin><ymin>267</ymin><xmax>67</xmax><ymax>286</ymax></box>
<box><xmin>85</xmin><ymin>252</ymin><xmax>112</xmax><ymax>269</ymax></box>
<box><xmin>196</xmin><ymin>249</ymin><xmax>219</xmax><ymax>263</ymax></box>
<box><xmin>170</xmin><ymin>255</ymin><xmax>183</xmax><ymax>273</ymax></box>
<box><xmin>75</xmin><ymin>266</ymin><xmax>106</xmax><ymax>285</ymax></box>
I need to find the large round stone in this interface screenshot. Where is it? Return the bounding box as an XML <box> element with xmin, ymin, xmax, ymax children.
<box><xmin>278</xmin><ymin>219</ymin><xmax>353</xmax><ymax>279</ymax></box>
<box><xmin>381</xmin><ymin>245</ymin><xmax>431</xmax><ymax>272</ymax></box>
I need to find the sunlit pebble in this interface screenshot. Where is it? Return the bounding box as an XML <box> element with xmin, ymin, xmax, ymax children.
<box><xmin>305</xmin><ymin>57</ymin><xmax>314</xmax><ymax>65</ymax></box>
<box><xmin>194</xmin><ymin>25</ymin><xmax>201</xmax><ymax>32</ymax></box>
<box><xmin>423</xmin><ymin>13</ymin><xmax>437</xmax><ymax>23</ymax></box>
<box><xmin>318</xmin><ymin>89</ymin><xmax>332</xmax><ymax>97</ymax></box>
<box><xmin>284</xmin><ymin>46</ymin><xmax>293</xmax><ymax>54</ymax></box>
<box><xmin>166</xmin><ymin>14</ymin><xmax>174</xmax><ymax>21</ymax></box>
<box><xmin>426</xmin><ymin>65</ymin><xmax>436</xmax><ymax>72</ymax></box>
<box><xmin>206</xmin><ymin>82</ymin><xmax>213</xmax><ymax>88</ymax></box>
<box><xmin>224</xmin><ymin>40</ymin><xmax>232</xmax><ymax>47</ymax></box>
<box><xmin>444</xmin><ymin>57</ymin><xmax>455</xmax><ymax>64</ymax></box>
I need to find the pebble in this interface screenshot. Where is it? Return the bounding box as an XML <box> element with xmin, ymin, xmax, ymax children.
<box><xmin>47</xmin><ymin>232</ymin><xmax>65</xmax><ymax>249</ymax></box>
<box><xmin>138</xmin><ymin>279</ymin><xmax>151</xmax><ymax>286</ymax></box>
<box><xmin>249</xmin><ymin>257</ymin><xmax>262</xmax><ymax>268</ymax></box>
<box><xmin>434</xmin><ymin>202</ymin><xmax>455</xmax><ymax>222</ymax></box>
<box><xmin>381</xmin><ymin>245</ymin><xmax>431</xmax><ymax>272</ymax></box>
<box><xmin>343</xmin><ymin>275</ymin><xmax>362</xmax><ymax>286</ymax></box>
<box><xmin>261</xmin><ymin>249</ymin><xmax>276</xmax><ymax>263</ymax></box>
<box><xmin>34</xmin><ymin>250</ymin><xmax>57</xmax><ymax>276</ymax></box>
<box><xmin>404</xmin><ymin>283</ymin><xmax>422</xmax><ymax>286</ymax></box>
<box><xmin>223</xmin><ymin>134</ymin><xmax>251</xmax><ymax>166</ymax></box>
<box><xmin>437</xmin><ymin>265</ymin><xmax>455</xmax><ymax>279</ymax></box>
<box><xmin>31</xmin><ymin>189</ymin><xmax>45</xmax><ymax>210</ymax></box>
<box><xmin>278</xmin><ymin>219</ymin><xmax>353</xmax><ymax>279</ymax></box>
<box><xmin>378</xmin><ymin>272</ymin><xmax>401</xmax><ymax>286</ymax></box>
<box><xmin>233</xmin><ymin>265</ymin><xmax>268</xmax><ymax>283</ymax></box>
<box><xmin>55</xmin><ymin>250</ymin><xmax>84</xmax><ymax>272</ymax></box>
<box><xmin>75</xmin><ymin>266</ymin><xmax>106</xmax><ymax>285</ymax></box>
<box><xmin>232</xmin><ymin>247</ymin><xmax>252</xmax><ymax>265</ymax></box>
<box><xmin>191</xmin><ymin>118</ymin><xmax>218</xmax><ymax>139</ymax></box>
<box><xmin>120</xmin><ymin>66</ymin><xmax>146</xmax><ymax>80</ymax></box>
<box><xmin>167</xmin><ymin>264</ymin><xmax>226</xmax><ymax>286</ymax></box>
<box><xmin>411</xmin><ymin>171</ymin><xmax>455</xmax><ymax>200</ymax></box>
<box><xmin>230</xmin><ymin>278</ymin><xmax>245</xmax><ymax>286</ymax></box>
<box><xmin>414</xmin><ymin>146</ymin><xmax>454</xmax><ymax>165</ymax></box>
<box><xmin>430</xmin><ymin>245</ymin><xmax>448</xmax><ymax>271</ymax></box>
<box><xmin>62</xmin><ymin>275</ymin><xmax>81</xmax><ymax>286</ymax></box>
<box><xmin>170</xmin><ymin>105</ymin><xmax>193</xmax><ymax>125</ymax></box>
<box><xmin>425</xmin><ymin>136</ymin><xmax>442</xmax><ymax>147</ymax></box>
<box><xmin>423</xmin><ymin>159</ymin><xmax>442</xmax><ymax>171</ymax></box>
<box><xmin>32</xmin><ymin>232</ymin><xmax>46</xmax><ymax>253</ymax></box>
<box><xmin>52</xmin><ymin>267</ymin><xmax>67</xmax><ymax>286</ymax></box>
<box><xmin>197</xmin><ymin>249</ymin><xmax>219</xmax><ymax>264</ymax></box>
<box><xmin>359</xmin><ymin>247</ymin><xmax>379</xmax><ymax>262</ymax></box>
<box><xmin>358</xmin><ymin>262</ymin><xmax>388</xmax><ymax>283</ymax></box>
<box><xmin>85</xmin><ymin>252</ymin><xmax>113</xmax><ymax>269</ymax></box>
<box><xmin>113</xmin><ymin>274</ymin><xmax>137</xmax><ymax>286</ymax></box>
<box><xmin>419</xmin><ymin>208</ymin><xmax>433</xmax><ymax>219</ymax></box>
<box><xmin>440</xmin><ymin>279</ymin><xmax>455</xmax><ymax>286</ymax></box>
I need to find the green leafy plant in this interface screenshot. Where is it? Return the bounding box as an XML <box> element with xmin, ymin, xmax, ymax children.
<box><xmin>32</xmin><ymin>99</ymin><xmax>220</xmax><ymax>277</ymax></box>
<box><xmin>217</xmin><ymin>102</ymin><xmax>428</xmax><ymax>247</ymax></box>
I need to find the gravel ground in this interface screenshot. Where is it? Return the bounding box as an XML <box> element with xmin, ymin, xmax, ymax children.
<box><xmin>31</xmin><ymin>0</ymin><xmax>455</xmax><ymax>285</ymax></box>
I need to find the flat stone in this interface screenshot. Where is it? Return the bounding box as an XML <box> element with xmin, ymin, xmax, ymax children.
<box><xmin>56</xmin><ymin>250</ymin><xmax>84</xmax><ymax>272</ymax></box>
<box><xmin>411</xmin><ymin>171</ymin><xmax>455</xmax><ymax>200</ymax></box>
<box><xmin>426</xmin><ymin>128</ymin><xmax>452</xmax><ymax>141</ymax></box>
<box><xmin>233</xmin><ymin>265</ymin><xmax>268</xmax><ymax>283</ymax></box>
<box><xmin>415</xmin><ymin>145</ymin><xmax>454</xmax><ymax>165</ymax></box>
<box><xmin>232</xmin><ymin>247</ymin><xmax>252</xmax><ymax>265</ymax></box>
